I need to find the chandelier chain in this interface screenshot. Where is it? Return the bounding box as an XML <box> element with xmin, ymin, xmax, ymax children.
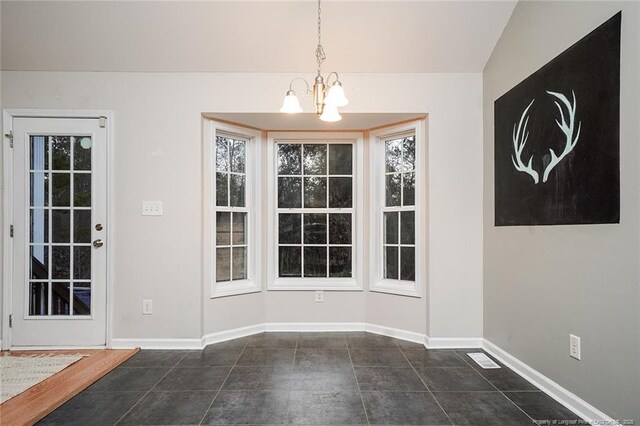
<box><xmin>315</xmin><ymin>0</ymin><xmax>326</xmax><ymax>74</ymax></box>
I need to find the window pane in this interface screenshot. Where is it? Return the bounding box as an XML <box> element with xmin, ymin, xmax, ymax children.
<box><xmin>30</xmin><ymin>246</ymin><xmax>48</xmax><ymax>280</ymax></box>
<box><xmin>278</xmin><ymin>177</ymin><xmax>302</xmax><ymax>208</ymax></box>
<box><xmin>279</xmin><ymin>214</ymin><xmax>301</xmax><ymax>244</ymax></box>
<box><xmin>278</xmin><ymin>144</ymin><xmax>302</xmax><ymax>175</ymax></box>
<box><xmin>303</xmin><ymin>144</ymin><xmax>327</xmax><ymax>175</ymax></box>
<box><xmin>329</xmin><ymin>247</ymin><xmax>351</xmax><ymax>277</ymax></box>
<box><xmin>216</xmin><ymin>137</ymin><xmax>229</xmax><ymax>171</ymax></box>
<box><xmin>52</xmin><ymin>246</ymin><xmax>70</xmax><ymax>279</ymax></box>
<box><xmin>279</xmin><ymin>246</ymin><xmax>302</xmax><ymax>277</ymax></box>
<box><xmin>230</xmin><ymin>140</ymin><xmax>246</xmax><ymax>173</ymax></box>
<box><xmin>402</xmin><ymin>136</ymin><xmax>415</xmax><ymax>172</ymax></box>
<box><xmin>329</xmin><ymin>214</ymin><xmax>351</xmax><ymax>245</ymax></box>
<box><xmin>73</xmin><ymin>283</ymin><xmax>91</xmax><ymax>315</ymax></box>
<box><xmin>303</xmin><ymin>177</ymin><xmax>327</xmax><ymax>208</ymax></box>
<box><xmin>328</xmin><ymin>177</ymin><xmax>352</xmax><ymax>208</ymax></box>
<box><xmin>401</xmin><ymin>247</ymin><xmax>415</xmax><ymax>281</ymax></box>
<box><xmin>385</xmin><ymin>174</ymin><xmax>401</xmax><ymax>207</ymax></box>
<box><xmin>30</xmin><ymin>136</ymin><xmax>48</xmax><ymax>170</ymax></box>
<box><xmin>74</xmin><ymin>174</ymin><xmax>91</xmax><ymax>207</ymax></box>
<box><xmin>216</xmin><ymin>173</ymin><xmax>228</xmax><ymax>206</ymax></box>
<box><xmin>230</xmin><ymin>174</ymin><xmax>245</xmax><ymax>207</ymax></box>
<box><xmin>304</xmin><ymin>247</ymin><xmax>326</xmax><ymax>277</ymax></box>
<box><xmin>216</xmin><ymin>248</ymin><xmax>231</xmax><ymax>282</ymax></box>
<box><xmin>30</xmin><ymin>209</ymin><xmax>49</xmax><ymax>244</ymax></box>
<box><xmin>74</xmin><ymin>137</ymin><xmax>92</xmax><ymax>171</ymax></box>
<box><xmin>51</xmin><ymin>283</ymin><xmax>70</xmax><ymax>315</ymax></box>
<box><xmin>73</xmin><ymin>246</ymin><xmax>91</xmax><ymax>279</ymax></box>
<box><xmin>51</xmin><ymin>137</ymin><xmax>71</xmax><ymax>170</ymax></box>
<box><xmin>52</xmin><ymin>173</ymin><xmax>70</xmax><ymax>206</ymax></box>
<box><xmin>30</xmin><ymin>172</ymin><xmax>49</xmax><ymax>207</ymax></box>
<box><xmin>304</xmin><ymin>213</ymin><xmax>327</xmax><ymax>244</ymax></box>
<box><xmin>384</xmin><ymin>212</ymin><xmax>399</xmax><ymax>244</ymax></box>
<box><xmin>74</xmin><ymin>210</ymin><xmax>91</xmax><ymax>243</ymax></box>
<box><xmin>384</xmin><ymin>246</ymin><xmax>399</xmax><ymax>280</ymax></box>
<box><xmin>328</xmin><ymin>144</ymin><xmax>352</xmax><ymax>175</ymax></box>
<box><xmin>216</xmin><ymin>212</ymin><xmax>231</xmax><ymax>245</ymax></box>
<box><xmin>29</xmin><ymin>282</ymin><xmax>49</xmax><ymax>316</ymax></box>
<box><xmin>232</xmin><ymin>212</ymin><xmax>247</xmax><ymax>245</ymax></box>
<box><xmin>232</xmin><ymin>247</ymin><xmax>247</xmax><ymax>280</ymax></box>
<box><xmin>403</xmin><ymin>172</ymin><xmax>415</xmax><ymax>206</ymax></box>
<box><xmin>400</xmin><ymin>211</ymin><xmax>415</xmax><ymax>245</ymax></box>
<box><xmin>52</xmin><ymin>210</ymin><xmax>70</xmax><ymax>243</ymax></box>
<box><xmin>385</xmin><ymin>139</ymin><xmax>402</xmax><ymax>173</ymax></box>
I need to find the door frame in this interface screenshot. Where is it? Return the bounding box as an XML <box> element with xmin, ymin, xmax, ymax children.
<box><xmin>2</xmin><ymin>109</ymin><xmax>115</xmax><ymax>350</ymax></box>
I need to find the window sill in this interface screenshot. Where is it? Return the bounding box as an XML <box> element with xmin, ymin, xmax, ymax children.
<box><xmin>268</xmin><ymin>278</ymin><xmax>363</xmax><ymax>291</ymax></box>
<box><xmin>370</xmin><ymin>279</ymin><xmax>421</xmax><ymax>298</ymax></box>
<box><xmin>211</xmin><ymin>279</ymin><xmax>261</xmax><ymax>299</ymax></box>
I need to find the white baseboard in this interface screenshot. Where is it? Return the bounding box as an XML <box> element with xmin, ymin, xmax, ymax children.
<box><xmin>426</xmin><ymin>336</ymin><xmax>483</xmax><ymax>349</ymax></box>
<box><xmin>202</xmin><ymin>323</ymin><xmax>265</xmax><ymax>347</ymax></box>
<box><xmin>111</xmin><ymin>338</ymin><xmax>202</xmax><ymax>350</ymax></box>
<box><xmin>483</xmin><ymin>339</ymin><xmax>618</xmax><ymax>425</ymax></box>
<box><xmin>264</xmin><ymin>322</ymin><xmax>366</xmax><ymax>332</ymax></box>
<box><xmin>365</xmin><ymin>323</ymin><xmax>426</xmax><ymax>344</ymax></box>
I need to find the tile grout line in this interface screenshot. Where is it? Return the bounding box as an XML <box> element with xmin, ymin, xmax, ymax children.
<box><xmin>113</xmin><ymin>351</ymin><xmax>190</xmax><ymax>425</ymax></box>
<box><xmin>346</xmin><ymin>339</ymin><xmax>371</xmax><ymax>426</ymax></box>
<box><xmin>396</xmin><ymin>343</ymin><xmax>455</xmax><ymax>426</ymax></box>
<box><xmin>197</xmin><ymin>338</ymin><xmax>251</xmax><ymax>426</ymax></box>
<box><xmin>452</xmin><ymin>349</ymin><xmax>538</xmax><ymax>424</ymax></box>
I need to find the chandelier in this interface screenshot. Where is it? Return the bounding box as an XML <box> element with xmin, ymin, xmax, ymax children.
<box><xmin>279</xmin><ymin>0</ymin><xmax>349</xmax><ymax>122</ymax></box>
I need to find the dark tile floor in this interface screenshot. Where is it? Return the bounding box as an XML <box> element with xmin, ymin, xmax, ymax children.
<box><xmin>39</xmin><ymin>332</ymin><xmax>582</xmax><ymax>425</ymax></box>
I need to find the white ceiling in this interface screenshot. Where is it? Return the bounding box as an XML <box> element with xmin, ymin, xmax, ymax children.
<box><xmin>203</xmin><ymin>112</ymin><xmax>426</xmax><ymax>131</ymax></box>
<box><xmin>0</xmin><ymin>1</ymin><xmax>516</xmax><ymax>73</ymax></box>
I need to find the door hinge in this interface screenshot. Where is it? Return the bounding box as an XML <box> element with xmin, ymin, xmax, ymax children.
<box><xmin>99</xmin><ymin>116</ymin><xmax>107</xmax><ymax>128</ymax></box>
<box><xmin>10</xmin><ymin>225</ymin><xmax>14</xmax><ymax>238</ymax></box>
<box><xmin>9</xmin><ymin>315</ymin><xmax>12</xmax><ymax>328</ymax></box>
<box><xmin>4</xmin><ymin>130</ymin><xmax>13</xmax><ymax>148</ymax></box>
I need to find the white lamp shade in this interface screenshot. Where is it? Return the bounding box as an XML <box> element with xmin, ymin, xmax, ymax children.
<box><xmin>319</xmin><ymin>104</ymin><xmax>342</xmax><ymax>122</ymax></box>
<box><xmin>325</xmin><ymin>83</ymin><xmax>349</xmax><ymax>107</ymax></box>
<box><xmin>280</xmin><ymin>91</ymin><xmax>303</xmax><ymax>113</ymax></box>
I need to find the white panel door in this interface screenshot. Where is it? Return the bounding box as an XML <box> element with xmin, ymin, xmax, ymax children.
<box><xmin>10</xmin><ymin>117</ymin><xmax>107</xmax><ymax>347</ymax></box>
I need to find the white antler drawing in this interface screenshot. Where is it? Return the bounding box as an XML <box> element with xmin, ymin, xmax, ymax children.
<box><xmin>511</xmin><ymin>99</ymin><xmax>539</xmax><ymax>184</ymax></box>
<box><xmin>542</xmin><ymin>90</ymin><xmax>581</xmax><ymax>182</ymax></box>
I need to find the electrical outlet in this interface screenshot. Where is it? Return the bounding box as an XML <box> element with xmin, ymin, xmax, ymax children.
<box><xmin>569</xmin><ymin>334</ymin><xmax>581</xmax><ymax>360</ymax></box>
<box><xmin>142</xmin><ymin>201</ymin><xmax>163</xmax><ymax>216</ymax></box>
<box><xmin>315</xmin><ymin>290</ymin><xmax>324</xmax><ymax>302</ymax></box>
<box><xmin>142</xmin><ymin>299</ymin><xmax>153</xmax><ymax>315</ymax></box>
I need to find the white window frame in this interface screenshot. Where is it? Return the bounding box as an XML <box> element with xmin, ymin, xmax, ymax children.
<box><xmin>204</xmin><ymin>119</ymin><xmax>262</xmax><ymax>298</ymax></box>
<box><xmin>370</xmin><ymin>121</ymin><xmax>425</xmax><ymax>298</ymax></box>
<box><xmin>267</xmin><ymin>132</ymin><xmax>364</xmax><ymax>291</ymax></box>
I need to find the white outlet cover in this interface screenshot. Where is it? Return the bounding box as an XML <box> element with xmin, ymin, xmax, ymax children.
<box><xmin>570</xmin><ymin>334</ymin><xmax>581</xmax><ymax>360</ymax></box>
<box><xmin>142</xmin><ymin>201</ymin><xmax>163</xmax><ymax>216</ymax></box>
<box><xmin>315</xmin><ymin>290</ymin><xmax>324</xmax><ymax>302</ymax></box>
<box><xmin>142</xmin><ymin>299</ymin><xmax>153</xmax><ymax>315</ymax></box>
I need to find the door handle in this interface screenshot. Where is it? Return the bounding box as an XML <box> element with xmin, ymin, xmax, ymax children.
<box><xmin>93</xmin><ymin>239</ymin><xmax>104</xmax><ymax>248</ymax></box>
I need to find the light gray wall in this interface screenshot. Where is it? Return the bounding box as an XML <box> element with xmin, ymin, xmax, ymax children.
<box><xmin>483</xmin><ymin>1</ymin><xmax>640</xmax><ymax>421</ymax></box>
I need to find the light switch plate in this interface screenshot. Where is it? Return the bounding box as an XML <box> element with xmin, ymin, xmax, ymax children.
<box><xmin>142</xmin><ymin>201</ymin><xmax>163</xmax><ymax>216</ymax></box>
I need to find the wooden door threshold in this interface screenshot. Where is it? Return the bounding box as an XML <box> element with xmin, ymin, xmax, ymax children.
<box><xmin>0</xmin><ymin>348</ymin><xmax>139</xmax><ymax>426</ymax></box>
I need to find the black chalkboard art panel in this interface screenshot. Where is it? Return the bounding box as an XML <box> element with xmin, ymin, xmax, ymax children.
<box><xmin>494</xmin><ymin>12</ymin><xmax>621</xmax><ymax>226</ymax></box>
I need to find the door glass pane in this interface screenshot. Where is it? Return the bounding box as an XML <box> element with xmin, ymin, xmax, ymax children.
<box><xmin>29</xmin><ymin>282</ymin><xmax>49</xmax><ymax>316</ymax></box>
<box><xmin>29</xmin><ymin>132</ymin><xmax>93</xmax><ymax>317</ymax></box>
<box><xmin>51</xmin><ymin>137</ymin><xmax>71</xmax><ymax>170</ymax></box>
<box><xmin>51</xmin><ymin>283</ymin><xmax>71</xmax><ymax>315</ymax></box>
<box><xmin>52</xmin><ymin>173</ymin><xmax>70</xmax><ymax>206</ymax></box>
<box><xmin>74</xmin><ymin>174</ymin><xmax>91</xmax><ymax>207</ymax></box>
<box><xmin>74</xmin><ymin>137</ymin><xmax>92</xmax><ymax>170</ymax></box>
<box><xmin>73</xmin><ymin>247</ymin><xmax>91</xmax><ymax>280</ymax></box>
<box><xmin>73</xmin><ymin>283</ymin><xmax>91</xmax><ymax>315</ymax></box>
<box><xmin>52</xmin><ymin>210</ymin><xmax>70</xmax><ymax>243</ymax></box>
